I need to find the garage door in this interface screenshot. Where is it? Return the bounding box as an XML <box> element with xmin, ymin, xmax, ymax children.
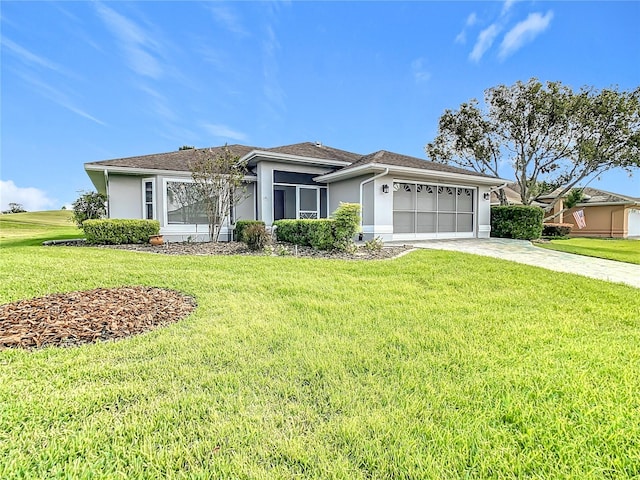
<box><xmin>628</xmin><ymin>208</ymin><xmax>640</xmax><ymax>237</ymax></box>
<box><xmin>393</xmin><ymin>182</ymin><xmax>475</xmax><ymax>239</ymax></box>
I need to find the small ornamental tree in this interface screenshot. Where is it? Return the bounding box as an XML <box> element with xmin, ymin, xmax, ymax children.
<box><xmin>189</xmin><ymin>145</ymin><xmax>248</xmax><ymax>242</ymax></box>
<box><xmin>71</xmin><ymin>191</ymin><xmax>107</xmax><ymax>228</ymax></box>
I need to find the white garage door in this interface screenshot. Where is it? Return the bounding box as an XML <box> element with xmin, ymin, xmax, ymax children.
<box><xmin>628</xmin><ymin>209</ymin><xmax>640</xmax><ymax>237</ymax></box>
<box><xmin>392</xmin><ymin>182</ymin><xmax>475</xmax><ymax>239</ymax></box>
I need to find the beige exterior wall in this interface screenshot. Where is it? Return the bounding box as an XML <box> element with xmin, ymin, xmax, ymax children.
<box><xmin>107</xmin><ymin>174</ymin><xmax>144</xmax><ymax>219</ymax></box>
<box><xmin>565</xmin><ymin>205</ymin><xmax>629</xmax><ymax>238</ymax></box>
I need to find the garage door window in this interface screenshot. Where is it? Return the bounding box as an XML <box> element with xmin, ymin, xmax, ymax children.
<box><xmin>393</xmin><ymin>183</ymin><xmax>474</xmax><ymax>234</ymax></box>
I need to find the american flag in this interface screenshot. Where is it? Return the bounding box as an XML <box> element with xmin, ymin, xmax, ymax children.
<box><xmin>573</xmin><ymin>209</ymin><xmax>587</xmax><ymax>229</ymax></box>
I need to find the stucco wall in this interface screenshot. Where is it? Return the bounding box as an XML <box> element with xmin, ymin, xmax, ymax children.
<box><xmin>564</xmin><ymin>205</ymin><xmax>629</xmax><ymax>238</ymax></box>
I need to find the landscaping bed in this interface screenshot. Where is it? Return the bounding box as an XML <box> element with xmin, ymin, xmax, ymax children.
<box><xmin>49</xmin><ymin>240</ymin><xmax>412</xmax><ymax>260</ymax></box>
<box><xmin>0</xmin><ymin>286</ymin><xmax>196</xmax><ymax>350</ymax></box>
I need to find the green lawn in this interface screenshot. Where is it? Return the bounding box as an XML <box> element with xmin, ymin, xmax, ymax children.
<box><xmin>0</xmin><ymin>210</ymin><xmax>82</xmax><ymax>247</ymax></box>
<box><xmin>537</xmin><ymin>237</ymin><xmax>640</xmax><ymax>265</ymax></box>
<box><xmin>1</xmin><ymin>216</ymin><xmax>639</xmax><ymax>478</ymax></box>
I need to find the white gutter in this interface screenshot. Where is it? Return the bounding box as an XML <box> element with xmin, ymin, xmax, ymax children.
<box><xmin>359</xmin><ymin>168</ymin><xmax>389</xmax><ymax>233</ymax></box>
<box><xmin>104</xmin><ymin>169</ymin><xmax>110</xmax><ymax>217</ymax></box>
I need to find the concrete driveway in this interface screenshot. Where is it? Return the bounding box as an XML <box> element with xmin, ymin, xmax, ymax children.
<box><xmin>396</xmin><ymin>238</ymin><xmax>640</xmax><ymax>289</ymax></box>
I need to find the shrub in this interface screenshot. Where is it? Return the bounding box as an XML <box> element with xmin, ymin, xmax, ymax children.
<box><xmin>235</xmin><ymin>220</ymin><xmax>265</xmax><ymax>242</ymax></box>
<box><xmin>307</xmin><ymin>219</ymin><xmax>335</xmax><ymax>250</ymax></box>
<box><xmin>332</xmin><ymin>203</ymin><xmax>361</xmax><ymax>251</ymax></box>
<box><xmin>83</xmin><ymin>219</ymin><xmax>160</xmax><ymax>245</ymax></box>
<box><xmin>364</xmin><ymin>236</ymin><xmax>384</xmax><ymax>252</ymax></box>
<box><xmin>72</xmin><ymin>191</ymin><xmax>107</xmax><ymax>228</ymax></box>
<box><xmin>243</xmin><ymin>223</ymin><xmax>269</xmax><ymax>251</ymax></box>
<box><xmin>274</xmin><ymin>203</ymin><xmax>361</xmax><ymax>251</ymax></box>
<box><xmin>542</xmin><ymin>223</ymin><xmax>573</xmax><ymax>238</ymax></box>
<box><xmin>491</xmin><ymin>206</ymin><xmax>543</xmax><ymax>240</ymax></box>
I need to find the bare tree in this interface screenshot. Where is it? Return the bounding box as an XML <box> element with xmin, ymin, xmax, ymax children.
<box><xmin>189</xmin><ymin>145</ymin><xmax>248</xmax><ymax>242</ymax></box>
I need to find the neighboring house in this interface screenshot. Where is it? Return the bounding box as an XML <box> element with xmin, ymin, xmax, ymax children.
<box><xmin>85</xmin><ymin>142</ymin><xmax>506</xmax><ymax>242</ymax></box>
<box><xmin>491</xmin><ymin>184</ymin><xmax>640</xmax><ymax>238</ymax></box>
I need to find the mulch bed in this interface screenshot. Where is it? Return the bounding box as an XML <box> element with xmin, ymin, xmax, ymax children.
<box><xmin>0</xmin><ymin>287</ymin><xmax>197</xmax><ymax>350</ymax></box>
<box><xmin>49</xmin><ymin>240</ymin><xmax>412</xmax><ymax>260</ymax></box>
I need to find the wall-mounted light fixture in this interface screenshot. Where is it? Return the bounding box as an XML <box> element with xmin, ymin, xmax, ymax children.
<box><xmin>382</xmin><ymin>184</ymin><xmax>389</xmax><ymax>194</ymax></box>
<box><xmin>483</xmin><ymin>192</ymin><xmax>490</xmax><ymax>201</ymax></box>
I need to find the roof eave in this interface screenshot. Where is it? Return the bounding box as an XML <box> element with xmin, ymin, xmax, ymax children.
<box><xmin>316</xmin><ymin>163</ymin><xmax>507</xmax><ymax>185</ymax></box>
<box><xmin>243</xmin><ymin>150</ymin><xmax>352</xmax><ymax>168</ymax></box>
<box><xmin>84</xmin><ymin>164</ymin><xmax>257</xmax><ymax>181</ymax></box>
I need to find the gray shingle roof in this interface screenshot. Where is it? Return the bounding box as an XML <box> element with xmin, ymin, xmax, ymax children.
<box><xmin>341</xmin><ymin>150</ymin><xmax>500</xmax><ymax>179</ymax></box>
<box><xmin>85</xmin><ymin>142</ymin><xmax>500</xmax><ymax>180</ymax></box>
<box><xmin>85</xmin><ymin>145</ymin><xmax>257</xmax><ymax>172</ymax></box>
<box><xmin>262</xmin><ymin>142</ymin><xmax>362</xmax><ymax>163</ymax></box>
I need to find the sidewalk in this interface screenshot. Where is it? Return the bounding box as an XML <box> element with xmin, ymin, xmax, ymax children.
<box><xmin>394</xmin><ymin>238</ymin><xmax>640</xmax><ymax>289</ymax></box>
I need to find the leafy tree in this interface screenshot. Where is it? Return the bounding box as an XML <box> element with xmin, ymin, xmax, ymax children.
<box><xmin>179</xmin><ymin>145</ymin><xmax>195</xmax><ymax>150</ymax></box>
<box><xmin>189</xmin><ymin>145</ymin><xmax>248</xmax><ymax>242</ymax></box>
<box><xmin>426</xmin><ymin>79</ymin><xmax>640</xmax><ymax>212</ymax></box>
<box><xmin>3</xmin><ymin>203</ymin><xmax>27</xmax><ymax>214</ymax></box>
<box><xmin>71</xmin><ymin>191</ymin><xmax>107</xmax><ymax>228</ymax></box>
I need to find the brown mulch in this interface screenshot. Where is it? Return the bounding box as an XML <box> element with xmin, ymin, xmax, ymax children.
<box><xmin>0</xmin><ymin>287</ymin><xmax>197</xmax><ymax>350</ymax></box>
<box><xmin>51</xmin><ymin>240</ymin><xmax>412</xmax><ymax>261</ymax></box>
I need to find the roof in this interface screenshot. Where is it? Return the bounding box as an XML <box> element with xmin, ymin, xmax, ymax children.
<box><xmin>85</xmin><ymin>144</ymin><xmax>257</xmax><ymax>172</ymax></box>
<box><xmin>341</xmin><ymin>150</ymin><xmax>499</xmax><ymax>179</ymax></box>
<box><xmin>494</xmin><ymin>183</ymin><xmax>640</xmax><ymax>206</ymax></box>
<box><xmin>85</xmin><ymin>142</ymin><xmax>503</xmax><ymax>185</ymax></box>
<box><xmin>262</xmin><ymin>142</ymin><xmax>362</xmax><ymax>163</ymax></box>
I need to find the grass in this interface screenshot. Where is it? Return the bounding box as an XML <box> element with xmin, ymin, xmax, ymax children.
<box><xmin>1</xmin><ymin>214</ymin><xmax>639</xmax><ymax>478</ymax></box>
<box><xmin>0</xmin><ymin>210</ymin><xmax>82</xmax><ymax>247</ymax></box>
<box><xmin>537</xmin><ymin>237</ymin><xmax>640</xmax><ymax>264</ymax></box>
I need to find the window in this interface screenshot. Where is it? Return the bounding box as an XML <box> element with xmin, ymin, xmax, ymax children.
<box><xmin>165</xmin><ymin>180</ymin><xmax>208</xmax><ymax>225</ymax></box>
<box><xmin>393</xmin><ymin>182</ymin><xmax>475</xmax><ymax>235</ymax></box>
<box><xmin>142</xmin><ymin>178</ymin><xmax>155</xmax><ymax>220</ymax></box>
<box><xmin>272</xmin><ymin>171</ymin><xmax>328</xmax><ymax>221</ymax></box>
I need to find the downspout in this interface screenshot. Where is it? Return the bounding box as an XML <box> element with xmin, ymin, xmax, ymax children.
<box><xmin>359</xmin><ymin>168</ymin><xmax>390</xmax><ymax>237</ymax></box>
<box><xmin>104</xmin><ymin>169</ymin><xmax>110</xmax><ymax>218</ymax></box>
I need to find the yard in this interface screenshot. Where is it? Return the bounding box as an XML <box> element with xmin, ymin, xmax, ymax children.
<box><xmin>1</xmin><ymin>212</ymin><xmax>639</xmax><ymax>478</ymax></box>
<box><xmin>536</xmin><ymin>237</ymin><xmax>640</xmax><ymax>265</ymax></box>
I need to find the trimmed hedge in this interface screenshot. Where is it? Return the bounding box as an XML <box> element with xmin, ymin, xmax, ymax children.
<box><xmin>542</xmin><ymin>223</ymin><xmax>573</xmax><ymax>238</ymax></box>
<box><xmin>491</xmin><ymin>206</ymin><xmax>543</xmax><ymax>240</ymax></box>
<box><xmin>243</xmin><ymin>223</ymin><xmax>269</xmax><ymax>251</ymax></box>
<box><xmin>274</xmin><ymin>203</ymin><xmax>361</xmax><ymax>251</ymax></box>
<box><xmin>83</xmin><ymin>219</ymin><xmax>160</xmax><ymax>245</ymax></box>
<box><xmin>235</xmin><ymin>220</ymin><xmax>265</xmax><ymax>242</ymax></box>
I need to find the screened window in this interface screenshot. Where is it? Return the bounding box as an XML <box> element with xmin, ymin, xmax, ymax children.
<box><xmin>393</xmin><ymin>182</ymin><xmax>475</xmax><ymax>235</ymax></box>
<box><xmin>165</xmin><ymin>181</ymin><xmax>208</xmax><ymax>225</ymax></box>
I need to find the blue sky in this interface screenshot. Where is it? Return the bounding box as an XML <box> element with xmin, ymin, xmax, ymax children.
<box><xmin>1</xmin><ymin>1</ymin><xmax>639</xmax><ymax>211</ymax></box>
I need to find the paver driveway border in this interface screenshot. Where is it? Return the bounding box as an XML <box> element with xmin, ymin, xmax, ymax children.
<box><xmin>390</xmin><ymin>238</ymin><xmax>640</xmax><ymax>289</ymax></box>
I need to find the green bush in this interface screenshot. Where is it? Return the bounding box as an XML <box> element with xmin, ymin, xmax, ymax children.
<box><xmin>332</xmin><ymin>203</ymin><xmax>361</xmax><ymax>250</ymax></box>
<box><xmin>491</xmin><ymin>206</ymin><xmax>543</xmax><ymax>240</ymax></box>
<box><xmin>243</xmin><ymin>223</ymin><xmax>269</xmax><ymax>251</ymax></box>
<box><xmin>274</xmin><ymin>203</ymin><xmax>361</xmax><ymax>251</ymax></box>
<box><xmin>542</xmin><ymin>223</ymin><xmax>573</xmax><ymax>238</ymax></box>
<box><xmin>72</xmin><ymin>191</ymin><xmax>107</xmax><ymax>228</ymax></box>
<box><xmin>83</xmin><ymin>219</ymin><xmax>160</xmax><ymax>245</ymax></box>
<box><xmin>235</xmin><ymin>220</ymin><xmax>265</xmax><ymax>242</ymax></box>
<box><xmin>274</xmin><ymin>220</ymin><xmax>307</xmax><ymax>245</ymax></box>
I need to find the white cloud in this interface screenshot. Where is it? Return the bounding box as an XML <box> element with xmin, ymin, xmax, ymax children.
<box><xmin>499</xmin><ymin>11</ymin><xmax>554</xmax><ymax>59</ymax></box>
<box><xmin>94</xmin><ymin>2</ymin><xmax>164</xmax><ymax>79</ymax></box>
<box><xmin>208</xmin><ymin>5</ymin><xmax>248</xmax><ymax>36</ymax></box>
<box><xmin>18</xmin><ymin>73</ymin><xmax>106</xmax><ymax>126</ymax></box>
<box><xmin>0</xmin><ymin>180</ymin><xmax>57</xmax><ymax>212</ymax></box>
<box><xmin>454</xmin><ymin>12</ymin><xmax>478</xmax><ymax>44</ymax></box>
<box><xmin>201</xmin><ymin>124</ymin><xmax>248</xmax><ymax>142</ymax></box>
<box><xmin>1</xmin><ymin>36</ymin><xmax>69</xmax><ymax>75</ymax></box>
<box><xmin>502</xmin><ymin>0</ymin><xmax>516</xmax><ymax>16</ymax></box>
<box><xmin>469</xmin><ymin>24</ymin><xmax>501</xmax><ymax>62</ymax></box>
<box><xmin>411</xmin><ymin>58</ymin><xmax>431</xmax><ymax>83</ymax></box>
